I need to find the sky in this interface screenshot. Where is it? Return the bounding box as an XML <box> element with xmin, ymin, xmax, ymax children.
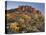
<box><xmin>5</xmin><ymin>1</ymin><xmax>45</xmax><ymax>14</ymax></box>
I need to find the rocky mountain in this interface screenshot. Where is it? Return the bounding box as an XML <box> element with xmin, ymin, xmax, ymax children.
<box><xmin>5</xmin><ymin>6</ymin><xmax>44</xmax><ymax>34</ymax></box>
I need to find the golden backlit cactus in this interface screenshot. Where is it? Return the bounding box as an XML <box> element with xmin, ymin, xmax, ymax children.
<box><xmin>9</xmin><ymin>22</ymin><xmax>20</xmax><ymax>32</ymax></box>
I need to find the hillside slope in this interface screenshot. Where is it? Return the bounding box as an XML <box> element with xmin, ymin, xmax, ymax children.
<box><xmin>5</xmin><ymin>6</ymin><xmax>44</xmax><ymax>33</ymax></box>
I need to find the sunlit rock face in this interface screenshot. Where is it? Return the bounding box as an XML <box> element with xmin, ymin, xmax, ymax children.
<box><xmin>5</xmin><ymin>6</ymin><xmax>44</xmax><ymax>33</ymax></box>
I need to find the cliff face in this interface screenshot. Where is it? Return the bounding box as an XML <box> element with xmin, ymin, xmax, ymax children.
<box><xmin>16</xmin><ymin>6</ymin><xmax>41</xmax><ymax>14</ymax></box>
<box><xmin>7</xmin><ymin>6</ymin><xmax>41</xmax><ymax>14</ymax></box>
<box><xmin>5</xmin><ymin>6</ymin><xmax>44</xmax><ymax>33</ymax></box>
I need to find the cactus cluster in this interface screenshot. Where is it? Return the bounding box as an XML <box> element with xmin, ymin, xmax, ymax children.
<box><xmin>5</xmin><ymin>6</ymin><xmax>44</xmax><ymax>33</ymax></box>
